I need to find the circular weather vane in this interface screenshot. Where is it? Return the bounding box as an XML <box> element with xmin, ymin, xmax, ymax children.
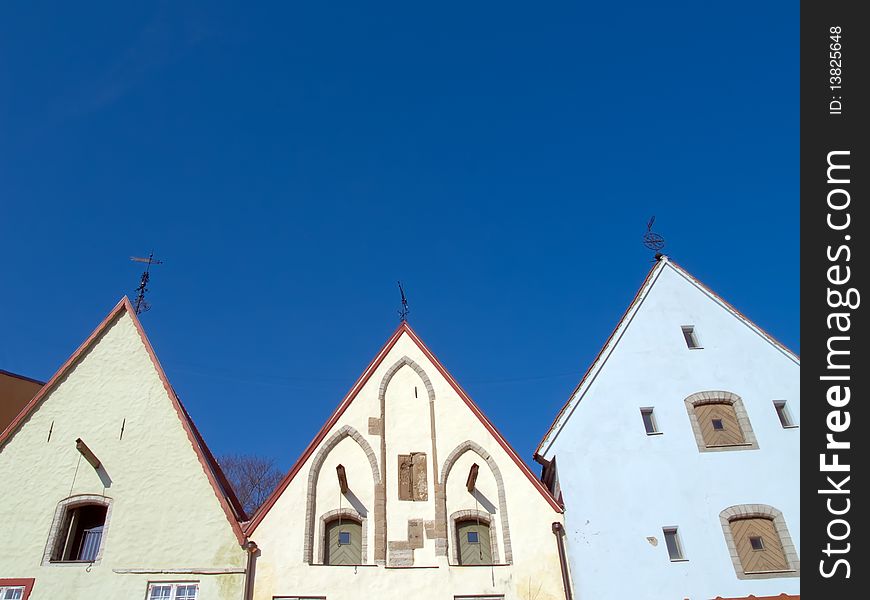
<box><xmin>643</xmin><ymin>216</ymin><xmax>666</xmax><ymax>253</ymax></box>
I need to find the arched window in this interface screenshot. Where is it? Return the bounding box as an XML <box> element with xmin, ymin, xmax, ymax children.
<box><xmin>324</xmin><ymin>517</ymin><xmax>363</xmax><ymax>565</ymax></box>
<box><xmin>720</xmin><ymin>505</ymin><xmax>800</xmax><ymax>579</ymax></box>
<box><xmin>456</xmin><ymin>519</ymin><xmax>492</xmax><ymax>565</ymax></box>
<box><xmin>43</xmin><ymin>495</ymin><xmax>112</xmax><ymax>565</ymax></box>
<box><xmin>684</xmin><ymin>392</ymin><xmax>758</xmax><ymax>452</ymax></box>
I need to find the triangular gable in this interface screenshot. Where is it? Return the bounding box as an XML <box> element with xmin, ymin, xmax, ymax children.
<box><xmin>0</xmin><ymin>298</ymin><xmax>247</xmax><ymax>544</ymax></box>
<box><xmin>535</xmin><ymin>256</ymin><xmax>799</xmax><ymax>458</ymax></box>
<box><xmin>246</xmin><ymin>321</ymin><xmax>561</xmax><ymax>535</ymax></box>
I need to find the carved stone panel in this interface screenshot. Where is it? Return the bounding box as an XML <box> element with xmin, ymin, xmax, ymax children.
<box><xmin>398</xmin><ymin>453</ymin><xmax>428</xmax><ymax>501</ymax></box>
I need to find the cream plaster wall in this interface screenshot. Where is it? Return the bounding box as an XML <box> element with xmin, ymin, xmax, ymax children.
<box><xmin>541</xmin><ymin>262</ymin><xmax>800</xmax><ymax>600</ymax></box>
<box><xmin>0</xmin><ymin>311</ymin><xmax>247</xmax><ymax>600</ymax></box>
<box><xmin>251</xmin><ymin>333</ymin><xmax>567</xmax><ymax>600</ymax></box>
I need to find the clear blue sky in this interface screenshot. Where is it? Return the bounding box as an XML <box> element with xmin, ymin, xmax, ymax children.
<box><xmin>1</xmin><ymin>1</ymin><xmax>798</xmax><ymax>471</ymax></box>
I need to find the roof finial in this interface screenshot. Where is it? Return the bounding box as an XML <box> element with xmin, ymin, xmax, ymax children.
<box><xmin>642</xmin><ymin>216</ymin><xmax>666</xmax><ymax>259</ymax></box>
<box><xmin>397</xmin><ymin>281</ymin><xmax>410</xmax><ymax>322</ymax></box>
<box><xmin>130</xmin><ymin>252</ymin><xmax>163</xmax><ymax>315</ymax></box>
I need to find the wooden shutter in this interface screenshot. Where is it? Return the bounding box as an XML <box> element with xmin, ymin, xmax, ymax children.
<box><xmin>730</xmin><ymin>517</ymin><xmax>789</xmax><ymax>573</ymax></box>
<box><xmin>456</xmin><ymin>520</ymin><xmax>492</xmax><ymax>565</ymax></box>
<box><xmin>695</xmin><ymin>402</ymin><xmax>745</xmax><ymax>446</ymax></box>
<box><xmin>324</xmin><ymin>519</ymin><xmax>362</xmax><ymax>565</ymax></box>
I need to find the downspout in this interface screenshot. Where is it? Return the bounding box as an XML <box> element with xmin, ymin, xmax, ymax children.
<box><xmin>243</xmin><ymin>541</ymin><xmax>258</xmax><ymax>600</ymax></box>
<box><xmin>552</xmin><ymin>522</ymin><xmax>573</xmax><ymax>600</ymax></box>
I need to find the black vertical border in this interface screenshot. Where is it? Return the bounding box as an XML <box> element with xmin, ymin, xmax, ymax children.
<box><xmin>801</xmin><ymin>0</ymin><xmax>867</xmax><ymax>594</ymax></box>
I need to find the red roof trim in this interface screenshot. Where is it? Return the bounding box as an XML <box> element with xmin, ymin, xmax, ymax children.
<box><xmin>401</xmin><ymin>323</ymin><xmax>563</xmax><ymax>512</ymax></box>
<box><xmin>0</xmin><ymin>298</ymin><xmax>247</xmax><ymax>546</ymax></box>
<box><xmin>245</xmin><ymin>322</ymin><xmax>408</xmax><ymax>534</ymax></box>
<box><xmin>246</xmin><ymin>321</ymin><xmax>562</xmax><ymax>535</ymax></box>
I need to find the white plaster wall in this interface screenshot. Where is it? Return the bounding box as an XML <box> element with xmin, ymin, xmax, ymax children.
<box><xmin>313</xmin><ymin>435</ymin><xmax>377</xmax><ymax>562</ymax></box>
<box><xmin>542</xmin><ymin>264</ymin><xmax>800</xmax><ymax>600</ymax></box>
<box><xmin>445</xmin><ymin>450</ymin><xmax>504</xmax><ymax>562</ymax></box>
<box><xmin>251</xmin><ymin>333</ymin><xmax>567</xmax><ymax>600</ymax></box>
<box><xmin>385</xmin><ymin>365</ymin><xmax>437</xmax><ymax>564</ymax></box>
<box><xmin>0</xmin><ymin>312</ymin><xmax>246</xmax><ymax>600</ymax></box>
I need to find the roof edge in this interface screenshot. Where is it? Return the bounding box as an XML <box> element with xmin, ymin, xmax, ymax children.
<box><xmin>535</xmin><ymin>256</ymin><xmax>799</xmax><ymax>457</ymax></box>
<box><xmin>0</xmin><ymin>298</ymin><xmax>248</xmax><ymax>546</ymax></box>
<box><xmin>247</xmin><ymin>320</ymin><xmax>563</xmax><ymax>536</ymax></box>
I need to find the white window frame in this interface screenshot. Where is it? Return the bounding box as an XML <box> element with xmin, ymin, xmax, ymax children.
<box><xmin>773</xmin><ymin>400</ymin><xmax>798</xmax><ymax>428</ymax></box>
<box><xmin>681</xmin><ymin>325</ymin><xmax>702</xmax><ymax>349</ymax></box>
<box><xmin>0</xmin><ymin>586</ymin><xmax>25</xmax><ymax>600</ymax></box>
<box><xmin>640</xmin><ymin>407</ymin><xmax>661</xmax><ymax>435</ymax></box>
<box><xmin>147</xmin><ymin>582</ymin><xmax>199</xmax><ymax>600</ymax></box>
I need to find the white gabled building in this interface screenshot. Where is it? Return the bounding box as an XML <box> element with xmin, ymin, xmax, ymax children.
<box><xmin>245</xmin><ymin>321</ymin><xmax>573</xmax><ymax>600</ymax></box>
<box><xmin>535</xmin><ymin>256</ymin><xmax>800</xmax><ymax>600</ymax></box>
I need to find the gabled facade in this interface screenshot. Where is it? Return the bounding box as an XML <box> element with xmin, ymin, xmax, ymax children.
<box><xmin>535</xmin><ymin>256</ymin><xmax>800</xmax><ymax>600</ymax></box>
<box><xmin>246</xmin><ymin>322</ymin><xmax>571</xmax><ymax>600</ymax></box>
<box><xmin>0</xmin><ymin>299</ymin><xmax>250</xmax><ymax>600</ymax></box>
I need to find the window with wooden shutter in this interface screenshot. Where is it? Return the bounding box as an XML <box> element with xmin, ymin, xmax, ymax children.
<box><xmin>729</xmin><ymin>517</ymin><xmax>789</xmax><ymax>573</ymax></box>
<box><xmin>695</xmin><ymin>402</ymin><xmax>745</xmax><ymax>447</ymax></box>
<box><xmin>397</xmin><ymin>453</ymin><xmax>428</xmax><ymax>501</ymax></box>
<box><xmin>456</xmin><ymin>520</ymin><xmax>492</xmax><ymax>565</ymax></box>
<box><xmin>324</xmin><ymin>518</ymin><xmax>362</xmax><ymax>565</ymax></box>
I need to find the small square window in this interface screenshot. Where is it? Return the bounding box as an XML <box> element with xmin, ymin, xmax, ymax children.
<box><xmin>749</xmin><ymin>536</ymin><xmax>764</xmax><ymax>551</ymax></box>
<box><xmin>663</xmin><ymin>527</ymin><xmax>685</xmax><ymax>561</ymax></box>
<box><xmin>338</xmin><ymin>531</ymin><xmax>351</xmax><ymax>545</ymax></box>
<box><xmin>681</xmin><ymin>326</ymin><xmax>701</xmax><ymax>349</ymax></box>
<box><xmin>711</xmin><ymin>418</ymin><xmax>724</xmax><ymax>431</ymax></box>
<box><xmin>774</xmin><ymin>401</ymin><xmax>796</xmax><ymax>428</ymax></box>
<box><xmin>467</xmin><ymin>531</ymin><xmax>479</xmax><ymax>544</ymax></box>
<box><xmin>640</xmin><ymin>408</ymin><xmax>659</xmax><ymax>434</ymax></box>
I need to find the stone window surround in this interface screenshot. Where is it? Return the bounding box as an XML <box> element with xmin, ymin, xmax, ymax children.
<box><xmin>317</xmin><ymin>508</ymin><xmax>368</xmax><ymax>565</ymax></box>
<box><xmin>448</xmin><ymin>509</ymin><xmax>500</xmax><ymax>565</ymax></box>
<box><xmin>303</xmin><ymin>425</ymin><xmax>380</xmax><ymax>564</ymax></box>
<box><xmin>440</xmin><ymin>440</ymin><xmax>513</xmax><ymax>564</ymax></box>
<box><xmin>684</xmin><ymin>391</ymin><xmax>759</xmax><ymax>452</ymax></box>
<box><xmin>42</xmin><ymin>494</ymin><xmax>113</xmax><ymax>566</ymax></box>
<box><xmin>719</xmin><ymin>504</ymin><xmax>800</xmax><ymax>580</ymax></box>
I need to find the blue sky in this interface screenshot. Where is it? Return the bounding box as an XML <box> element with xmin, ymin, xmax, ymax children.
<box><xmin>0</xmin><ymin>1</ymin><xmax>798</xmax><ymax>471</ymax></box>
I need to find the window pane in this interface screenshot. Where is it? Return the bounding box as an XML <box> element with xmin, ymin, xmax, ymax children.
<box><xmin>663</xmin><ymin>528</ymin><xmax>683</xmax><ymax>560</ymax></box>
<box><xmin>175</xmin><ymin>585</ymin><xmax>198</xmax><ymax>600</ymax></box>
<box><xmin>641</xmin><ymin>409</ymin><xmax>657</xmax><ymax>434</ymax></box>
<box><xmin>149</xmin><ymin>585</ymin><xmax>172</xmax><ymax>599</ymax></box>
<box><xmin>775</xmin><ymin>402</ymin><xmax>793</xmax><ymax>427</ymax></box>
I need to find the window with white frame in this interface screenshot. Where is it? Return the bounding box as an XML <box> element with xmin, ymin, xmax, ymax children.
<box><xmin>640</xmin><ymin>407</ymin><xmax>660</xmax><ymax>434</ymax></box>
<box><xmin>681</xmin><ymin>326</ymin><xmax>702</xmax><ymax>349</ymax></box>
<box><xmin>774</xmin><ymin>401</ymin><xmax>797</xmax><ymax>428</ymax></box>
<box><xmin>147</xmin><ymin>583</ymin><xmax>199</xmax><ymax>600</ymax></box>
<box><xmin>663</xmin><ymin>527</ymin><xmax>686</xmax><ymax>561</ymax></box>
<box><xmin>0</xmin><ymin>586</ymin><xmax>24</xmax><ymax>600</ymax></box>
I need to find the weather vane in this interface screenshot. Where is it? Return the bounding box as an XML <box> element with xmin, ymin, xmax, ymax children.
<box><xmin>642</xmin><ymin>216</ymin><xmax>666</xmax><ymax>255</ymax></box>
<box><xmin>397</xmin><ymin>281</ymin><xmax>409</xmax><ymax>322</ymax></box>
<box><xmin>130</xmin><ymin>252</ymin><xmax>163</xmax><ymax>315</ymax></box>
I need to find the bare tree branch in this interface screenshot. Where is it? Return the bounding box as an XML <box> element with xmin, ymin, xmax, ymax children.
<box><xmin>218</xmin><ymin>453</ymin><xmax>283</xmax><ymax>516</ymax></box>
